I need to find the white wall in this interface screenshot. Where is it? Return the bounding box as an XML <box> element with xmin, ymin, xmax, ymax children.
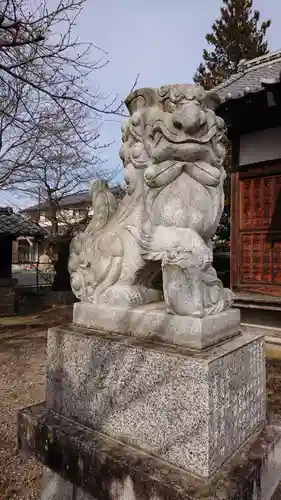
<box><xmin>239</xmin><ymin>126</ymin><xmax>281</xmax><ymax>166</ymax></box>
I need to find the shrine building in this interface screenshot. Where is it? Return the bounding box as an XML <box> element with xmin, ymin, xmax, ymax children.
<box><xmin>216</xmin><ymin>49</ymin><xmax>281</xmax><ymax>344</ymax></box>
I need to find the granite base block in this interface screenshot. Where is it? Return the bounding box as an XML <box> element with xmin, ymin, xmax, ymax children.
<box><xmin>18</xmin><ymin>404</ymin><xmax>281</xmax><ymax>500</ymax></box>
<box><xmin>46</xmin><ymin>325</ymin><xmax>266</xmax><ymax>478</ymax></box>
<box><xmin>73</xmin><ymin>301</ymin><xmax>241</xmax><ymax>349</ymax></box>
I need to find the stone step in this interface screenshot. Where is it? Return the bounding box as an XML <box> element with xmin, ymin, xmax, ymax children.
<box><xmin>241</xmin><ymin>323</ymin><xmax>281</xmax><ymax>359</ymax></box>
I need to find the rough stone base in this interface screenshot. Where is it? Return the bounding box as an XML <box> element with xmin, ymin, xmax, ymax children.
<box><xmin>41</xmin><ymin>468</ymin><xmax>92</xmax><ymax>500</ymax></box>
<box><xmin>73</xmin><ymin>301</ymin><xmax>241</xmax><ymax>349</ymax></box>
<box><xmin>18</xmin><ymin>404</ymin><xmax>281</xmax><ymax>500</ymax></box>
<box><xmin>46</xmin><ymin>325</ymin><xmax>265</xmax><ymax>477</ymax></box>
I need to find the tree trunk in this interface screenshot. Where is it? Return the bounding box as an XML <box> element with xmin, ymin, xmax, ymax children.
<box><xmin>51</xmin><ymin>239</ymin><xmax>71</xmax><ymax>291</ymax></box>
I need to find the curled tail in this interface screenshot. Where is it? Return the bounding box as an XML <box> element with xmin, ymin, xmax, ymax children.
<box><xmin>86</xmin><ymin>180</ymin><xmax>118</xmax><ymax>234</ymax></box>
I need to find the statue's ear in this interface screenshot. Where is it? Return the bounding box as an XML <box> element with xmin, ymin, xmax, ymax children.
<box><xmin>125</xmin><ymin>88</ymin><xmax>159</xmax><ymax>115</ymax></box>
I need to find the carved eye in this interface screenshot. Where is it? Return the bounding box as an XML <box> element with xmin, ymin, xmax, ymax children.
<box><xmin>173</xmin><ymin>120</ymin><xmax>182</xmax><ymax>130</ymax></box>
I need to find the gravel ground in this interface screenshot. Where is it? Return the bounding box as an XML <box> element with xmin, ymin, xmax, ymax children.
<box><xmin>0</xmin><ymin>307</ymin><xmax>72</xmax><ymax>500</ymax></box>
<box><xmin>1</xmin><ymin>312</ymin><xmax>281</xmax><ymax>499</ymax></box>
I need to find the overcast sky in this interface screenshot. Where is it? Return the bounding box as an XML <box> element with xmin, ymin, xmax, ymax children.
<box><xmin>3</xmin><ymin>0</ymin><xmax>281</xmax><ymax>208</ymax></box>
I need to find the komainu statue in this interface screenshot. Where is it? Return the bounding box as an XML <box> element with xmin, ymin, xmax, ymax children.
<box><xmin>69</xmin><ymin>84</ymin><xmax>233</xmax><ymax>318</ymax></box>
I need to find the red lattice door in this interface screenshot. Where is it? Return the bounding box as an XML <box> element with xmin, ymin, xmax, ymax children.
<box><xmin>239</xmin><ymin>173</ymin><xmax>281</xmax><ymax>294</ymax></box>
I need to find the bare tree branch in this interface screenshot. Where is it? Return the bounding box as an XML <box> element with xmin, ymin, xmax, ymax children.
<box><xmin>8</xmin><ymin>101</ymin><xmax>120</xmax><ymax>237</ymax></box>
<box><xmin>0</xmin><ymin>0</ymin><xmax>138</xmax><ymax>187</ymax></box>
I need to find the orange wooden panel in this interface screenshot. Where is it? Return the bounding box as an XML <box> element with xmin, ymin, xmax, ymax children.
<box><xmin>231</xmin><ymin>171</ymin><xmax>240</xmax><ymax>288</ymax></box>
<box><xmin>234</xmin><ymin>165</ymin><xmax>281</xmax><ymax>293</ymax></box>
<box><xmin>262</xmin><ymin>177</ymin><xmax>274</xmax><ymax>227</ymax></box>
<box><xmin>241</xmin><ymin>234</ymin><xmax>253</xmax><ymax>283</ymax></box>
<box><xmin>236</xmin><ymin>284</ymin><xmax>281</xmax><ymax>297</ymax></box>
<box><xmin>241</xmin><ymin>180</ymin><xmax>252</xmax><ymax>229</ymax></box>
<box><xmin>262</xmin><ymin>240</ymin><xmax>272</xmax><ymax>282</ymax></box>
<box><xmin>272</xmin><ymin>177</ymin><xmax>281</xmax><ymax>230</ymax></box>
<box><xmin>240</xmin><ymin>174</ymin><xmax>281</xmax><ymax>230</ymax></box>
<box><xmin>273</xmin><ymin>240</ymin><xmax>281</xmax><ymax>283</ymax></box>
<box><xmin>252</xmin><ymin>179</ymin><xmax>262</xmax><ymax>227</ymax></box>
<box><xmin>240</xmin><ymin>232</ymin><xmax>281</xmax><ymax>285</ymax></box>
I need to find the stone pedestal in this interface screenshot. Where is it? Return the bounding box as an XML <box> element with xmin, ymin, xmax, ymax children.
<box><xmin>73</xmin><ymin>302</ymin><xmax>240</xmax><ymax>349</ymax></box>
<box><xmin>17</xmin><ymin>320</ymin><xmax>281</xmax><ymax>499</ymax></box>
<box><xmin>45</xmin><ymin>325</ymin><xmax>265</xmax><ymax>478</ymax></box>
<box><xmin>17</xmin><ymin>319</ymin><xmax>281</xmax><ymax>500</ymax></box>
<box><xmin>18</xmin><ymin>402</ymin><xmax>281</xmax><ymax>500</ymax></box>
<box><xmin>0</xmin><ymin>277</ymin><xmax>17</xmax><ymax>315</ymax></box>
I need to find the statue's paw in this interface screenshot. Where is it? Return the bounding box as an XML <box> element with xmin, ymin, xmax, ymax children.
<box><xmin>223</xmin><ymin>288</ymin><xmax>234</xmax><ymax>308</ymax></box>
<box><xmin>190</xmin><ymin>309</ymin><xmax>205</xmax><ymax>318</ymax></box>
<box><xmin>101</xmin><ymin>284</ymin><xmax>161</xmax><ymax>307</ymax></box>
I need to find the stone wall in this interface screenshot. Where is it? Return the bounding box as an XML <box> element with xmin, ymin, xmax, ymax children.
<box><xmin>0</xmin><ymin>278</ymin><xmax>17</xmax><ymax>315</ymax></box>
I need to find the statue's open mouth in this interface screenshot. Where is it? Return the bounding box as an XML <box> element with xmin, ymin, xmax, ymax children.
<box><xmin>151</xmin><ymin>120</ymin><xmax>219</xmax><ymax>145</ymax></box>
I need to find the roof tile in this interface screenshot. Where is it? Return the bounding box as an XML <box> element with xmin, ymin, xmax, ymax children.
<box><xmin>0</xmin><ymin>208</ymin><xmax>46</xmax><ymax>238</ymax></box>
<box><xmin>23</xmin><ymin>186</ymin><xmax>124</xmax><ymax>213</ymax></box>
<box><xmin>215</xmin><ymin>50</ymin><xmax>281</xmax><ymax>102</ymax></box>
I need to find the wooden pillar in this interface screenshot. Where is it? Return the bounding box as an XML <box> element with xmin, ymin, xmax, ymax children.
<box><xmin>0</xmin><ymin>235</ymin><xmax>17</xmax><ymax>315</ymax></box>
<box><xmin>0</xmin><ymin>235</ymin><xmax>13</xmax><ymax>278</ymax></box>
<box><xmin>230</xmin><ymin>135</ymin><xmax>240</xmax><ymax>291</ymax></box>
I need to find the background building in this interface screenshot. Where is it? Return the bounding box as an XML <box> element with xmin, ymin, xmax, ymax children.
<box><xmin>12</xmin><ymin>186</ymin><xmax>124</xmax><ymax>267</ymax></box>
<box><xmin>216</xmin><ymin>49</ymin><xmax>281</xmax><ymax>344</ymax></box>
<box><xmin>0</xmin><ymin>207</ymin><xmax>46</xmax><ymax>314</ymax></box>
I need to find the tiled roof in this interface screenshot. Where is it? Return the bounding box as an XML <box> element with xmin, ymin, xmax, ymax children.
<box><xmin>23</xmin><ymin>186</ymin><xmax>124</xmax><ymax>213</ymax></box>
<box><xmin>0</xmin><ymin>207</ymin><xmax>46</xmax><ymax>238</ymax></box>
<box><xmin>215</xmin><ymin>49</ymin><xmax>281</xmax><ymax>103</ymax></box>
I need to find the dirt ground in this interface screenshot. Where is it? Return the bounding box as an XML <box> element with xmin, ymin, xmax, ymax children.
<box><xmin>0</xmin><ymin>306</ymin><xmax>72</xmax><ymax>500</ymax></box>
<box><xmin>1</xmin><ymin>309</ymin><xmax>281</xmax><ymax>499</ymax></box>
